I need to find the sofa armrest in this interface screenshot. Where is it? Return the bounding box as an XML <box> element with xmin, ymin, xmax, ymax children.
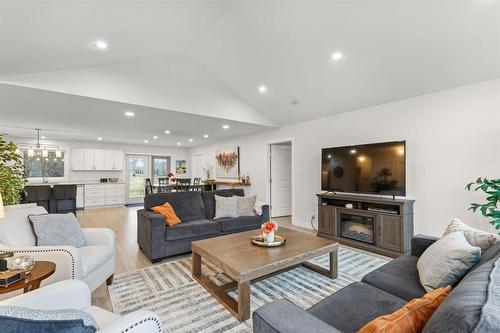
<box><xmin>82</xmin><ymin>228</ymin><xmax>115</xmax><ymax>247</ymax></box>
<box><xmin>253</xmin><ymin>299</ymin><xmax>342</xmax><ymax>333</ymax></box>
<box><xmin>260</xmin><ymin>204</ymin><xmax>270</xmax><ymax>222</ymax></box>
<box><xmin>137</xmin><ymin>209</ymin><xmax>166</xmax><ymax>262</ymax></box>
<box><xmin>0</xmin><ymin>280</ymin><xmax>91</xmax><ymax>310</ymax></box>
<box><xmin>411</xmin><ymin>234</ymin><xmax>439</xmax><ymax>257</ymax></box>
<box><xmin>98</xmin><ymin>310</ymin><xmax>162</xmax><ymax>333</ymax></box>
<box><xmin>0</xmin><ymin>243</ymin><xmax>83</xmax><ymax>283</ymax></box>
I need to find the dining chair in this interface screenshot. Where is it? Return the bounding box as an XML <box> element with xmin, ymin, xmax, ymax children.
<box><xmin>158</xmin><ymin>177</ymin><xmax>169</xmax><ymax>193</ymax></box>
<box><xmin>175</xmin><ymin>178</ymin><xmax>191</xmax><ymax>192</ymax></box>
<box><xmin>145</xmin><ymin>178</ymin><xmax>153</xmax><ymax>195</ymax></box>
<box><xmin>191</xmin><ymin>177</ymin><xmax>202</xmax><ymax>191</ymax></box>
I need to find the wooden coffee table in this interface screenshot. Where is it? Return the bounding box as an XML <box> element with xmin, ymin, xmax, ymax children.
<box><xmin>0</xmin><ymin>261</ymin><xmax>56</xmax><ymax>294</ymax></box>
<box><xmin>192</xmin><ymin>228</ymin><xmax>338</xmax><ymax>321</ymax></box>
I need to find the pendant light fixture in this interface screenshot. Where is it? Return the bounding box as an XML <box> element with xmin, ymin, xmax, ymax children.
<box><xmin>27</xmin><ymin>129</ymin><xmax>62</xmax><ymax>159</ymax></box>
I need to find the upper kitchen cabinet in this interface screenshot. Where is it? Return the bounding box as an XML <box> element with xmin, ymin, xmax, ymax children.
<box><xmin>104</xmin><ymin>150</ymin><xmax>124</xmax><ymax>171</ymax></box>
<box><xmin>72</xmin><ymin>148</ymin><xmax>124</xmax><ymax>171</ymax></box>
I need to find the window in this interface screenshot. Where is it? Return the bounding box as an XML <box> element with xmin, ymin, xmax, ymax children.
<box><xmin>152</xmin><ymin>156</ymin><xmax>170</xmax><ymax>185</ymax></box>
<box><xmin>22</xmin><ymin>149</ymin><xmax>65</xmax><ymax>178</ymax></box>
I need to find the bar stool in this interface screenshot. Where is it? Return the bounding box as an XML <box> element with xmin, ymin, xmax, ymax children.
<box><xmin>22</xmin><ymin>185</ymin><xmax>51</xmax><ymax>212</ymax></box>
<box><xmin>52</xmin><ymin>185</ymin><xmax>77</xmax><ymax>214</ymax></box>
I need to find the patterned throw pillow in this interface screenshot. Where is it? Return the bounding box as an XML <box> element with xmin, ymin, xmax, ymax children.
<box><xmin>0</xmin><ymin>306</ymin><xmax>97</xmax><ymax>333</ymax></box>
<box><xmin>443</xmin><ymin>218</ymin><xmax>500</xmax><ymax>251</ymax></box>
<box><xmin>358</xmin><ymin>286</ymin><xmax>451</xmax><ymax>333</ymax></box>
<box><xmin>214</xmin><ymin>195</ymin><xmax>238</xmax><ymax>219</ymax></box>
<box><xmin>28</xmin><ymin>213</ymin><xmax>86</xmax><ymax>248</ymax></box>
<box><xmin>417</xmin><ymin>231</ymin><xmax>481</xmax><ymax>292</ymax></box>
<box><xmin>236</xmin><ymin>196</ymin><xmax>257</xmax><ymax>217</ymax></box>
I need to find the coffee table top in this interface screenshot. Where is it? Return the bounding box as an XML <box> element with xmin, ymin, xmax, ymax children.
<box><xmin>0</xmin><ymin>261</ymin><xmax>56</xmax><ymax>294</ymax></box>
<box><xmin>192</xmin><ymin>227</ymin><xmax>338</xmax><ymax>282</ymax></box>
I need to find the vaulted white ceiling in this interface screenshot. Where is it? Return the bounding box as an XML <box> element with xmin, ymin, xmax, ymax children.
<box><xmin>1</xmin><ymin>0</ymin><xmax>499</xmax><ymax>146</ymax></box>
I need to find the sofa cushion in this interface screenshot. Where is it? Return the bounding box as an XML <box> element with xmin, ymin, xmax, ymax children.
<box><xmin>443</xmin><ymin>218</ymin><xmax>500</xmax><ymax>251</ymax></box>
<box><xmin>362</xmin><ymin>254</ymin><xmax>426</xmax><ymax>301</ymax></box>
<box><xmin>79</xmin><ymin>245</ymin><xmax>114</xmax><ymax>277</ymax></box>
<box><xmin>423</xmin><ymin>256</ymin><xmax>500</xmax><ymax>333</ymax></box>
<box><xmin>214</xmin><ymin>195</ymin><xmax>239</xmax><ymax>219</ymax></box>
<box><xmin>0</xmin><ymin>205</ymin><xmax>47</xmax><ymax>246</ymax></box>
<box><xmin>144</xmin><ymin>192</ymin><xmax>205</xmax><ymax>222</ymax></box>
<box><xmin>237</xmin><ymin>195</ymin><xmax>257</xmax><ymax>216</ymax></box>
<box><xmin>417</xmin><ymin>231</ymin><xmax>481</xmax><ymax>292</ymax></box>
<box><xmin>307</xmin><ymin>282</ymin><xmax>406</xmax><ymax>333</ymax></box>
<box><xmin>217</xmin><ymin>215</ymin><xmax>262</xmax><ymax>232</ymax></box>
<box><xmin>0</xmin><ymin>306</ymin><xmax>97</xmax><ymax>333</ymax></box>
<box><xmin>201</xmin><ymin>189</ymin><xmax>244</xmax><ymax>219</ymax></box>
<box><xmin>165</xmin><ymin>219</ymin><xmax>220</xmax><ymax>241</ymax></box>
<box><xmin>29</xmin><ymin>213</ymin><xmax>86</xmax><ymax>248</ymax></box>
<box><xmin>358</xmin><ymin>285</ymin><xmax>451</xmax><ymax>333</ymax></box>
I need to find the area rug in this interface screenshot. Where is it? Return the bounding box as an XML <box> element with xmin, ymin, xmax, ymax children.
<box><xmin>108</xmin><ymin>247</ymin><xmax>388</xmax><ymax>333</ymax></box>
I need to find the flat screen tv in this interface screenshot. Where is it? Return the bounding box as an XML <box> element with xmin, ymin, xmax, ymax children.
<box><xmin>321</xmin><ymin>141</ymin><xmax>406</xmax><ymax>196</ymax></box>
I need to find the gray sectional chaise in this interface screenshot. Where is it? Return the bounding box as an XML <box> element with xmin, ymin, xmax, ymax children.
<box><xmin>137</xmin><ymin>189</ymin><xmax>270</xmax><ymax>262</ymax></box>
<box><xmin>253</xmin><ymin>235</ymin><xmax>500</xmax><ymax>333</ymax></box>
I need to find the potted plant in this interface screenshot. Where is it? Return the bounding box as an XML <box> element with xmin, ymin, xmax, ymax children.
<box><xmin>202</xmin><ymin>163</ymin><xmax>214</xmax><ymax>181</ymax></box>
<box><xmin>262</xmin><ymin>221</ymin><xmax>278</xmax><ymax>243</ymax></box>
<box><xmin>0</xmin><ymin>134</ymin><xmax>27</xmax><ymax>205</ymax></box>
<box><xmin>466</xmin><ymin>177</ymin><xmax>500</xmax><ymax>233</ymax></box>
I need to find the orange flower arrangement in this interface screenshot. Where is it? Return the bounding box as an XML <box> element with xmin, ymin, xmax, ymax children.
<box><xmin>261</xmin><ymin>221</ymin><xmax>278</xmax><ymax>234</ymax></box>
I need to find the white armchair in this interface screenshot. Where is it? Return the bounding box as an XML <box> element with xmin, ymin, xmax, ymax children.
<box><xmin>0</xmin><ymin>279</ymin><xmax>162</xmax><ymax>333</ymax></box>
<box><xmin>0</xmin><ymin>203</ymin><xmax>115</xmax><ymax>292</ymax></box>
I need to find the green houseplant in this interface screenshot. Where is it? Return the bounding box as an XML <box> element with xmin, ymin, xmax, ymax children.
<box><xmin>0</xmin><ymin>134</ymin><xmax>27</xmax><ymax>205</ymax></box>
<box><xmin>466</xmin><ymin>177</ymin><xmax>500</xmax><ymax>232</ymax></box>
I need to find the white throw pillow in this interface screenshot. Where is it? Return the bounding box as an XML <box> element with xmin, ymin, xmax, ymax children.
<box><xmin>29</xmin><ymin>213</ymin><xmax>86</xmax><ymax>248</ymax></box>
<box><xmin>214</xmin><ymin>195</ymin><xmax>239</xmax><ymax>219</ymax></box>
<box><xmin>236</xmin><ymin>195</ymin><xmax>257</xmax><ymax>216</ymax></box>
<box><xmin>417</xmin><ymin>231</ymin><xmax>481</xmax><ymax>292</ymax></box>
<box><xmin>0</xmin><ymin>205</ymin><xmax>47</xmax><ymax>246</ymax></box>
<box><xmin>443</xmin><ymin>218</ymin><xmax>500</xmax><ymax>251</ymax></box>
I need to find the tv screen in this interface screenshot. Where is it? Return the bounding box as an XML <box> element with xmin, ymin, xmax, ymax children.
<box><xmin>321</xmin><ymin>141</ymin><xmax>406</xmax><ymax>196</ymax></box>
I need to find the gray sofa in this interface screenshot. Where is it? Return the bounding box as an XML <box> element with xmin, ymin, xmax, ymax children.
<box><xmin>137</xmin><ymin>189</ymin><xmax>270</xmax><ymax>262</ymax></box>
<box><xmin>254</xmin><ymin>234</ymin><xmax>500</xmax><ymax>333</ymax></box>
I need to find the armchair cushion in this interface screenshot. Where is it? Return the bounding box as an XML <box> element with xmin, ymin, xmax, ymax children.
<box><xmin>79</xmin><ymin>246</ymin><xmax>114</xmax><ymax>277</ymax></box>
<box><xmin>0</xmin><ymin>306</ymin><xmax>97</xmax><ymax>333</ymax></box>
<box><xmin>29</xmin><ymin>213</ymin><xmax>86</xmax><ymax>248</ymax></box>
<box><xmin>0</xmin><ymin>204</ymin><xmax>47</xmax><ymax>246</ymax></box>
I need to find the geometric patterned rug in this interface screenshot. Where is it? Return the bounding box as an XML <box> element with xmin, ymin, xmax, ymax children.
<box><xmin>108</xmin><ymin>247</ymin><xmax>388</xmax><ymax>333</ymax></box>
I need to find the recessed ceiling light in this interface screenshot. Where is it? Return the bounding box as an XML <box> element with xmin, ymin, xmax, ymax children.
<box><xmin>222</xmin><ymin>124</ymin><xmax>230</xmax><ymax>130</ymax></box>
<box><xmin>290</xmin><ymin>98</ymin><xmax>299</xmax><ymax>105</ymax></box>
<box><xmin>95</xmin><ymin>40</ymin><xmax>108</xmax><ymax>50</ymax></box>
<box><xmin>41</xmin><ymin>135</ymin><xmax>47</xmax><ymax>139</ymax></box>
<box><xmin>144</xmin><ymin>139</ymin><xmax>149</xmax><ymax>143</ymax></box>
<box><xmin>176</xmin><ymin>142</ymin><xmax>181</xmax><ymax>146</ymax></box>
<box><xmin>97</xmin><ymin>137</ymin><xmax>103</xmax><ymax>141</ymax></box>
<box><xmin>165</xmin><ymin>130</ymin><xmax>171</xmax><ymax>134</ymax></box>
<box><xmin>331</xmin><ymin>52</ymin><xmax>343</xmax><ymax>61</ymax></box>
<box><xmin>124</xmin><ymin>111</ymin><xmax>135</xmax><ymax>117</ymax></box>
<box><xmin>204</xmin><ymin>134</ymin><xmax>209</xmax><ymax>138</ymax></box>
<box><xmin>350</xmin><ymin>149</ymin><xmax>357</xmax><ymax>154</ymax></box>
<box><xmin>153</xmin><ymin>136</ymin><xmax>158</xmax><ymax>139</ymax></box>
<box><xmin>258</xmin><ymin>85</ymin><xmax>268</xmax><ymax>94</ymax></box>
<box><xmin>188</xmin><ymin>138</ymin><xmax>193</xmax><ymax>142</ymax></box>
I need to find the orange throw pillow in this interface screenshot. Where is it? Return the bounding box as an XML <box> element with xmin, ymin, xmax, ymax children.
<box><xmin>357</xmin><ymin>285</ymin><xmax>451</xmax><ymax>333</ymax></box>
<box><xmin>151</xmin><ymin>203</ymin><xmax>181</xmax><ymax>226</ymax></box>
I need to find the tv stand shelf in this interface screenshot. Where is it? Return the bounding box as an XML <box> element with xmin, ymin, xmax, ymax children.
<box><xmin>317</xmin><ymin>193</ymin><xmax>414</xmax><ymax>257</ymax></box>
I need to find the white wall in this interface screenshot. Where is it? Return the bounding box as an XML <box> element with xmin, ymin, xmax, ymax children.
<box><xmin>189</xmin><ymin>79</ymin><xmax>500</xmax><ymax>236</ymax></box>
<box><xmin>8</xmin><ymin>137</ymin><xmax>190</xmax><ymax>182</ymax></box>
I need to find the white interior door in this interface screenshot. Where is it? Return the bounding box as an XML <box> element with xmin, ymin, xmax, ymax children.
<box><xmin>192</xmin><ymin>154</ymin><xmax>204</xmax><ymax>179</ymax></box>
<box><xmin>270</xmin><ymin>144</ymin><xmax>292</xmax><ymax>217</ymax></box>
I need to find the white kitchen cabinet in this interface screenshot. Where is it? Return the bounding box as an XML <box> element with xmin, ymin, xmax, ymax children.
<box><xmin>71</xmin><ymin>148</ymin><xmax>86</xmax><ymax>170</ymax></box>
<box><xmin>84</xmin><ymin>183</ymin><xmax>125</xmax><ymax>208</ymax></box>
<box><xmin>76</xmin><ymin>185</ymin><xmax>84</xmax><ymax>208</ymax></box>
<box><xmin>104</xmin><ymin>150</ymin><xmax>124</xmax><ymax>171</ymax></box>
<box><xmin>73</xmin><ymin>148</ymin><xmax>124</xmax><ymax>171</ymax></box>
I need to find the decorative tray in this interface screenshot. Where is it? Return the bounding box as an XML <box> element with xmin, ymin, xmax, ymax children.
<box><xmin>251</xmin><ymin>235</ymin><xmax>286</xmax><ymax>247</ymax></box>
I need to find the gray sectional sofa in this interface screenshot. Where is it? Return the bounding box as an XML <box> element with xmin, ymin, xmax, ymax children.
<box><xmin>254</xmin><ymin>234</ymin><xmax>500</xmax><ymax>333</ymax></box>
<box><xmin>137</xmin><ymin>189</ymin><xmax>270</xmax><ymax>262</ymax></box>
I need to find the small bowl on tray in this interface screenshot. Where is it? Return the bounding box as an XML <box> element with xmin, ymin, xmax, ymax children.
<box><xmin>251</xmin><ymin>235</ymin><xmax>286</xmax><ymax>247</ymax></box>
